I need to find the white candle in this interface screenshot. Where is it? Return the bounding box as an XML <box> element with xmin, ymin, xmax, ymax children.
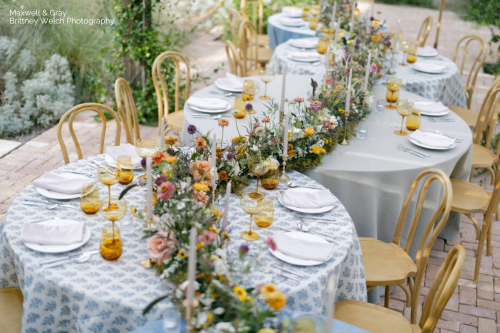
<box><xmin>334</xmin><ymin>17</ymin><xmax>340</xmax><ymax>46</ymax></box>
<box><xmin>282</xmin><ymin>106</ymin><xmax>291</xmax><ymax>159</ymax></box>
<box><xmin>280</xmin><ymin>66</ymin><xmax>287</xmax><ymax>112</ymax></box>
<box><xmin>221</xmin><ymin>181</ymin><xmax>231</xmax><ymax>232</ymax></box>
<box><xmin>160</xmin><ymin>118</ymin><xmax>165</xmax><ymax>150</ymax></box>
<box><xmin>394</xmin><ymin>19</ymin><xmax>400</xmax><ymax>51</ymax></box>
<box><xmin>211</xmin><ymin>134</ymin><xmax>217</xmax><ymax>187</ymax></box>
<box><xmin>187</xmin><ymin>227</ymin><xmax>197</xmax><ymax>306</ymax></box>
<box><xmin>371</xmin><ymin>1</ymin><xmax>374</xmax><ymax>18</ymax></box>
<box><xmin>363</xmin><ymin>52</ymin><xmax>372</xmax><ymax>93</ymax></box>
<box><xmin>146</xmin><ymin>157</ymin><xmax>153</xmax><ymax>218</ymax></box>
<box><xmin>345</xmin><ymin>66</ymin><xmax>352</xmax><ymax>114</ymax></box>
<box><xmin>325</xmin><ymin>272</ymin><xmax>336</xmax><ymax>333</ymax></box>
<box><xmin>349</xmin><ymin>1</ymin><xmax>356</xmax><ymax>38</ymax></box>
<box><xmin>330</xmin><ymin>1</ymin><xmax>337</xmax><ymax>29</ymax></box>
<box><xmin>375</xmin><ymin>47</ymin><xmax>379</xmax><ymax>59</ymax></box>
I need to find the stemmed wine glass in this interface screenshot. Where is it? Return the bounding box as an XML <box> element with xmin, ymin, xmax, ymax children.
<box><xmin>243</xmin><ymin>80</ymin><xmax>260</xmax><ymax>113</ymax></box>
<box><xmin>97</xmin><ymin>162</ymin><xmax>122</xmax><ymax>208</ymax></box>
<box><xmin>100</xmin><ymin>195</ymin><xmax>127</xmax><ymax>260</ymax></box>
<box><xmin>385</xmin><ymin>77</ymin><xmax>402</xmax><ymax>109</ymax></box>
<box><xmin>259</xmin><ymin>68</ymin><xmax>274</xmax><ymax>100</ymax></box>
<box><xmin>399</xmin><ymin>40</ymin><xmax>413</xmax><ymax>66</ymax></box>
<box><xmin>240</xmin><ymin>190</ymin><xmax>265</xmax><ymax>241</ymax></box>
<box><xmin>248</xmin><ymin>154</ymin><xmax>270</xmax><ymax>200</ymax></box>
<box><xmin>395</xmin><ymin>100</ymin><xmax>414</xmax><ymax>136</ymax></box>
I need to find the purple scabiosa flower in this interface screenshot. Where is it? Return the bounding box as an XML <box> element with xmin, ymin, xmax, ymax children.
<box><xmin>387</xmin><ymin>41</ymin><xmax>391</xmax><ymax>47</ymax></box>
<box><xmin>187</xmin><ymin>124</ymin><xmax>197</xmax><ymax>135</ymax></box>
<box><xmin>226</xmin><ymin>152</ymin><xmax>235</xmax><ymax>160</ymax></box>
<box><xmin>141</xmin><ymin>157</ymin><xmax>147</xmax><ymax>169</ymax></box>
<box><xmin>239</xmin><ymin>244</ymin><xmax>249</xmax><ymax>257</ymax></box>
<box><xmin>167</xmin><ymin>148</ymin><xmax>175</xmax><ymax>155</ymax></box>
<box><xmin>155</xmin><ymin>175</ymin><xmax>166</xmax><ymax>186</ymax></box>
<box><xmin>370</xmin><ymin>16</ymin><xmax>374</xmax><ymax>21</ymax></box>
<box><xmin>245</xmin><ymin>103</ymin><xmax>253</xmax><ymax>111</ymax></box>
<box><xmin>311</xmin><ymin>80</ymin><xmax>318</xmax><ymax>89</ymax></box>
<box><xmin>370</xmin><ymin>28</ymin><xmax>375</xmax><ymax>35</ymax></box>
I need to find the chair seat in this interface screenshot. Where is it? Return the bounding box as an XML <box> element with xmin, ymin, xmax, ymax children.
<box><xmin>360</xmin><ymin>237</ymin><xmax>417</xmax><ymax>286</ymax></box>
<box><xmin>257</xmin><ymin>34</ymin><xmax>269</xmax><ymax>47</ymax></box>
<box><xmin>247</xmin><ymin>68</ymin><xmax>261</xmax><ymax>76</ymax></box>
<box><xmin>0</xmin><ymin>287</ymin><xmax>24</xmax><ymax>333</ymax></box>
<box><xmin>451</xmin><ymin>178</ymin><xmax>489</xmax><ymax>214</ymax></box>
<box><xmin>165</xmin><ymin>110</ymin><xmax>184</xmax><ymax>132</ymax></box>
<box><xmin>257</xmin><ymin>47</ymin><xmax>273</xmax><ymax>63</ymax></box>
<box><xmin>449</xmin><ymin>105</ymin><xmax>478</xmax><ymax>128</ymax></box>
<box><xmin>472</xmin><ymin>143</ymin><xmax>499</xmax><ymax>168</ymax></box>
<box><xmin>335</xmin><ymin>299</ymin><xmax>420</xmax><ymax>333</ymax></box>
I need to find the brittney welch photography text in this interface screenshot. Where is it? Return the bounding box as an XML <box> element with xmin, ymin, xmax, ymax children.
<box><xmin>9</xmin><ymin>9</ymin><xmax>114</xmax><ymax>25</ymax></box>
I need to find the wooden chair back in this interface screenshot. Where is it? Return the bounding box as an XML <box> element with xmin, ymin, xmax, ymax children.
<box><xmin>57</xmin><ymin>103</ymin><xmax>121</xmax><ymax>164</ymax></box>
<box><xmin>226</xmin><ymin>40</ymin><xmax>244</xmax><ymax>77</ymax></box>
<box><xmin>229</xmin><ymin>8</ymin><xmax>243</xmax><ymax>47</ymax></box>
<box><xmin>473</xmin><ymin>76</ymin><xmax>500</xmax><ymax>148</ymax></box>
<box><xmin>419</xmin><ymin>244</ymin><xmax>465</xmax><ymax>333</ymax></box>
<box><xmin>416</xmin><ymin>16</ymin><xmax>432</xmax><ymax>47</ymax></box>
<box><xmin>115</xmin><ymin>78</ymin><xmax>140</xmax><ymax>145</ymax></box>
<box><xmin>239</xmin><ymin>20</ymin><xmax>258</xmax><ymax>75</ymax></box>
<box><xmin>453</xmin><ymin>35</ymin><xmax>488</xmax><ymax>109</ymax></box>
<box><xmin>152</xmin><ymin>51</ymin><xmax>190</xmax><ymax>136</ymax></box>
<box><xmin>240</xmin><ymin>0</ymin><xmax>264</xmax><ymax>36</ymax></box>
<box><xmin>390</xmin><ymin>169</ymin><xmax>452</xmax><ymax>323</ymax></box>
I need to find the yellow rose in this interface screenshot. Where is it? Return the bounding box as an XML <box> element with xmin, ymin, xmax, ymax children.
<box><xmin>213</xmin><ymin>208</ymin><xmax>222</xmax><ymax>217</ymax></box>
<box><xmin>267</xmin><ymin>291</ymin><xmax>286</xmax><ymax>311</ymax></box>
<box><xmin>372</xmin><ymin>20</ymin><xmax>380</xmax><ymax>27</ymax></box>
<box><xmin>304</xmin><ymin>127</ymin><xmax>315</xmax><ymax>136</ymax></box>
<box><xmin>347</xmin><ymin>40</ymin><xmax>355</xmax><ymax>45</ymax></box>
<box><xmin>312</xmin><ymin>146</ymin><xmax>321</xmax><ymax>154</ymax></box>
<box><xmin>165</xmin><ymin>155</ymin><xmax>177</xmax><ymax>163</ymax></box>
<box><xmin>260</xmin><ymin>283</ymin><xmax>278</xmax><ymax>299</ymax></box>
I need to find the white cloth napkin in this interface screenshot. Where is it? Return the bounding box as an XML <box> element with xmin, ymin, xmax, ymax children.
<box><xmin>278</xmin><ymin>189</ymin><xmax>336</xmax><ymax>208</ymax></box>
<box><xmin>273</xmin><ymin>232</ymin><xmax>335</xmax><ymax>262</ymax></box>
<box><xmin>106</xmin><ymin>143</ymin><xmax>143</xmax><ymax>168</ymax></box>
<box><xmin>413</xmin><ymin>62</ymin><xmax>446</xmax><ymax>73</ymax></box>
<box><xmin>414</xmin><ymin>101</ymin><xmax>449</xmax><ymax>114</ymax></box>
<box><xmin>288</xmin><ymin>52</ymin><xmax>321</xmax><ymax>62</ymax></box>
<box><xmin>20</xmin><ymin>220</ymin><xmax>87</xmax><ymax>245</ymax></box>
<box><xmin>33</xmin><ymin>172</ymin><xmax>94</xmax><ymax>194</ymax></box>
<box><xmin>215</xmin><ymin>73</ymin><xmax>243</xmax><ymax>90</ymax></box>
<box><xmin>410</xmin><ymin>130</ymin><xmax>456</xmax><ymax>148</ymax></box>
<box><xmin>279</xmin><ymin>17</ymin><xmax>304</xmax><ymax>26</ymax></box>
<box><xmin>417</xmin><ymin>46</ymin><xmax>438</xmax><ymax>56</ymax></box>
<box><xmin>282</xmin><ymin>6</ymin><xmax>303</xmax><ymax>17</ymax></box>
<box><xmin>289</xmin><ymin>38</ymin><xmax>319</xmax><ymax>48</ymax></box>
<box><xmin>186</xmin><ymin>97</ymin><xmax>231</xmax><ymax>111</ymax></box>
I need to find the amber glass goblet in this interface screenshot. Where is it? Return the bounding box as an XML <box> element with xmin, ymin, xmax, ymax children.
<box><xmin>395</xmin><ymin>100</ymin><xmax>414</xmax><ymax>136</ymax></box>
<box><xmin>100</xmin><ymin>195</ymin><xmax>127</xmax><ymax>260</ymax></box>
<box><xmin>97</xmin><ymin>162</ymin><xmax>121</xmax><ymax>208</ymax></box>
<box><xmin>248</xmin><ymin>154</ymin><xmax>270</xmax><ymax>200</ymax></box>
<box><xmin>117</xmin><ymin>155</ymin><xmax>134</xmax><ymax>185</ymax></box>
<box><xmin>385</xmin><ymin>77</ymin><xmax>402</xmax><ymax>109</ymax></box>
<box><xmin>240</xmin><ymin>190</ymin><xmax>264</xmax><ymax>241</ymax></box>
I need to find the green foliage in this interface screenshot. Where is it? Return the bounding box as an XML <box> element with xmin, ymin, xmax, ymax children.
<box><xmin>374</xmin><ymin>0</ymin><xmax>433</xmax><ymax>8</ymax></box>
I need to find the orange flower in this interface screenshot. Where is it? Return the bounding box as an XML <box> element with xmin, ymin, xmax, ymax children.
<box><xmin>216</xmin><ymin>147</ymin><xmax>223</xmax><ymax>160</ymax></box>
<box><xmin>304</xmin><ymin>127</ymin><xmax>315</xmax><ymax>136</ymax></box>
<box><xmin>371</xmin><ymin>35</ymin><xmax>381</xmax><ymax>43</ymax></box>
<box><xmin>218</xmin><ymin>119</ymin><xmax>229</xmax><ymax>127</ymax></box>
<box><xmin>232</xmin><ymin>136</ymin><xmax>247</xmax><ymax>144</ymax></box>
<box><xmin>151</xmin><ymin>152</ymin><xmax>167</xmax><ymax>164</ymax></box>
<box><xmin>378</xmin><ymin>31</ymin><xmax>386</xmax><ymax>38</ymax></box>
<box><xmin>195</xmin><ymin>137</ymin><xmax>207</xmax><ymax>148</ymax></box>
<box><xmin>219</xmin><ymin>171</ymin><xmax>228</xmax><ymax>181</ymax></box>
<box><xmin>189</xmin><ymin>160</ymin><xmax>212</xmax><ymax>179</ymax></box>
<box><xmin>194</xmin><ymin>190</ymin><xmax>209</xmax><ymax>205</ymax></box>
<box><xmin>165</xmin><ymin>155</ymin><xmax>177</xmax><ymax>163</ymax></box>
<box><xmin>261</xmin><ymin>118</ymin><xmax>271</xmax><ymax>123</ymax></box>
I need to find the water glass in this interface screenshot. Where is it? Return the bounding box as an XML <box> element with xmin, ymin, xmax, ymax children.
<box><xmin>357</xmin><ymin>124</ymin><xmax>369</xmax><ymax>139</ymax></box>
<box><xmin>80</xmin><ymin>182</ymin><xmax>100</xmax><ymax>214</ymax></box>
<box><xmin>120</xmin><ymin>212</ymin><xmax>135</xmax><ymax>235</ymax></box>
<box><xmin>317</xmin><ymin>38</ymin><xmax>327</xmax><ymax>54</ymax></box>
<box><xmin>255</xmin><ymin>195</ymin><xmax>274</xmax><ymax>228</ymax></box>
<box><xmin>376</xmin><ymin>99</ymin><xmax>385</xmax><ymax>113</ymax></box>
<box><xmin>302</xmin><ymin>7</ymin><xmax>309</xmax><ymax>21</ymax></box>
<box><xmin>162</xmin><ymin>306</ymin><xmax>181</xmax><ymax>333</ymax></box>
<box><xmin>406</xmin><ymin>109</ymin><xmax>421</xmax><ymax>131</ymax></box>
<box><xmin>407</xmin><ymin>47</ymin><xmax>417</xmax><ymax>64</ymax></box>
<box><xmin>117</xmin><ymin>155</ymin><xmax>134</xmax><ymax>185</ymax></box>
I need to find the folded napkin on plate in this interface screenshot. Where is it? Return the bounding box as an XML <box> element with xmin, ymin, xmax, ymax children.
<box><xmin>410</xmin><ymin>130</ymin><xmax>456</xmax><ymax>148</ymax></box>
<box><xmin>106</xmin><ymin>143</ymin><xmax>143</xmax><ymax>168</ymax></box>
<box><xmin>279</xmin><ymin>17</ymin><xmax>304</xmax><ymax>26</ymax></box>
<box><xmin>215</xmin><ymin>73</ymin><xmax>243</xmax><ymax>90</ymax></box>
<box><xmin>278</xmin><ymin>189</ymin><xmax>336</xmax><ymax>208</ymax></box>
<box><xmin>282</xmin><ymin>6</ymin><xmax>303</xmax><ymax>17</ymax></box>
<box><xmin>414</xmin><ymin>101</ymin><xmax>449</xmax><ymax>114</ymax></box>
<box><xmin>20</xmin><ymin>220</ymin><xmax>87</xmax><ymax>246</ymax></box>
<box><xmin>413</xmin><ymin>62</ymin><xmax>446</xmax><ymax>73</ymax></box>
<box><xmin>289</xmin><ymin>38</ymin><xmax>319</xmax><ymax>48</ymax></box>
<box><xmin>33</xmin><ymin>172</ymin><xmax>94</xmax><ymax>194</ymax></box>
<box><xmin>417</xmin><ymin>46</ymin><xmax>438</xmax><ymax>56</ymax></box>
<box><xmin>273</xmin><ymin>232</ymin><xmax>335</xmax><ymax>262</ymax></box>
<box><xmin>288</xmin><ymin>52</ymin><xmax>321</xmax><ymax>61</ymax></box>
<box><xmin>186</xmin><ymin>97</ymin><xmax>231</xmax><ymax>111</ymax></box>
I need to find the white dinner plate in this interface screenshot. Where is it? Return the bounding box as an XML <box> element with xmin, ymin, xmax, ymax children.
<box><xmin>35</xmin><ymin>173</ymin><xmax>84</xmax><ymax>199</ymax></box>
<box><xmin>104</xmin><ymin>154</ymin><xmax>143</xmax><ymax>169</ymax></box>
<box><xmin>23</xmin><ymin>219</ymin><xmax>91</xmax><ymax>254</ymax></box>
<box><xmin>189</xmin><ymin>103</ymin><xmax>232</xmax><ymax>114</ymax></box>
<box><xmin>289</xmin><ymin>38</ymin><xmax>319</xmax><ymax>49</ymax></box>
<box><xmin>420</xmin><ymin>109</ymin><xmax>450</xmax><ymax>116</ymax></box>
<box><xmin>409</xmin><ymin>137</ymin><xmax>457</xmax><ymax>150</ymax></box>
<box><xmin>279</xmin><ymin>19</ymin><xmax>305</xmax><ymax>27</ymax></box>
<box><xmin>269</xmin><ymin>231</ymin><xmax>332</xmax><ymax>266</ymax></box>
<box><xmin>278</xmin><ymin>188</ymin><xmax>334</xmax><ymax>213</ymax></box>
<box><xmin>214</xmin><ymin>82</ymin><xmax>242</xmax><ymax>93</ymax></box>
<box><xmin>417</xmin><ymin>48</ymin><xmax>439</xmax><ymax>57</ymax></box>
<box><xmin>287</xmin><ymin>54</ymin><xmax>322</xmax><ymax>63</ymax></box>
<box><xmin>413</xmin><ymin>63</ymin><xmax>446</xmax><ymax>74</ymax></box>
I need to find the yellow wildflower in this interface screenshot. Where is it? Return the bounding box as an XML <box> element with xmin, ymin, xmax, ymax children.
<box><xmin>194</xmin><ymin>182</ymin><xmax>210</xmax><ymax>192</ymax></box>
<box><xmin>312</xmin><ymin>146</ymin><xmax>321</xmax><ymax>154</ymax></box>
<box><xmin>203</xmin><ymin>313</ymin><xmax>213</xmax><ymax>326</ymax></box>
<box><xmin>222</xmin><ymin>231</ymin><xmax>230</xmax><ymax>241</ymax></box>
<box><xmin>267</xmin><ymin>291</ymin><xmax>287</xmax><ymax>311</ymax></box>
<box><xmin>196</xmin><ymin>242</ymin><xmax>204</xmax><ymax>250</ymax></box>
<box><xmin>130</xmin><ymin>206</ymin><xmax>136</xmax><ymax>214</ymax></box>
<box><xmin>339</xmin><ymin>109</ymin><xmax>345</xmax><ymax>114</ymax></box>
<box><xmin>165</xmin><ymin>155</ymin><xmax>177</xmax><ymax>163</ymax></box>
<box><xmin>233</xmin><ymin>285</ymin><xmax>248</xmax><ymax>302</ymax></box>
<box><xmin>372</xmin><ymin>20</ymin><xmax>380</xmax><ymax>27</ymax></box>
<box><xmin>208</xmin><ymin>227</ymin><xmax>219</xmax><ymax>235</ymax></box>
<box><xmin>178</xmin><ymin>250</ymin><xmax>186</xmax><ymax>259</ymax></box>
<box><xmin>321</xmin><ymin>147</ymin><xmax>326</xmax><ymax>154</ymax></box>
<box><xmin>304</xmin><ymin>127</ymin><xmax>315</xmax><ymax>136</ymax></box>
<box><xmin>371</xmin><ymin>35</ymin><xmax>381</xmax><ymax>43</ymax></box>
<box><xmin>347</xmin><ymin>40</ymin><xmax>355</xmax><ymax>45</ymax></box>
<box><xmin>213</xmin><ymin>208</ymin><xmax>222</xmax><ymax>217</ymax></box>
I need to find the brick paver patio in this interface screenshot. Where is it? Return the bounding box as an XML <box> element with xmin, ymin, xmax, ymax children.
<box><xmin>0</xmin><ymin>2</ymin><xmax>499</xmax><ymax>332</ymax></box>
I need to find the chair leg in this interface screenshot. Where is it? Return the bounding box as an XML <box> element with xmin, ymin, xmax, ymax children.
<box><xmin>475</xmin><ymin>219</ymin><xmax>490</xmax><ymax>283</ymax></box>
<box><xmin>487</xmin><ymin>216</ymin><xmax>492</xmax><ymax>256</ymax></box>
<box><xmin>486</xmin><ymin>166</ymin><xmax>496</xmax><ymax>186</ymax></box>
<box><xmin>398</xmin><ymin>283</ymin><xmax>411</xmax><ymax>307</ymax></box>
<box><xmin>384</xmin><ymin>285</ymin><xmax>390</xmax><ymax>308</ymax></box>
<box><xmin>496</xmin><ymin>205</ymin><xmax>500</xmax><ymax>221</ymax></box>
<box><xmin>465</xmin><ymin>213</ymin><xmax>481</xmax><ymax>240</ymax></box>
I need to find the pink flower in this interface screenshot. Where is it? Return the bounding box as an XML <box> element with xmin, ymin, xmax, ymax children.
<box><xmin>310</xmin><ymin>101</ymin><xmax>322</xmax><ymax>111</ymax></box>
<box><xmin>294</xmin><ymin>97</ymin><xmax>304</xmax><ymax>103</ymax></box>
<box><xmin>157</xmin><ymin>181</ymin><xmax>175</xmax><ymax>200</ymax></box>
<box><xmin>265</xmin><ymin>237</ymin><xmax>277</xmax><ymax>251</ymax></box>
<box><xmin>198</xmin><ymin>230</ymin><xmax>216</xmax><ymax>244</ymax></box>
<box><xmin>146</xmin><ymin>231</ymin><xmax>176</xmax><ymax>264</ymax></box>
<box><xmin>325</xmin><ymin>76</ymin><xmax>334</xmax><ymax>84</ymax></box>
<box><xmin>370</xmin><ymin>64</ymin><xmax>379</xmax><ymax>73</ymax></box>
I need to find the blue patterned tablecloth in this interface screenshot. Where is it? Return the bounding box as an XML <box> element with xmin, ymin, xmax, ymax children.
<box><xmin>268</xmin><ymin>13</ymin><xmax>316</xmax><ymax>50</ymax></box>
<box><xmin>1</xmin><ymin>155</ymin><xmax>366</xmax><ymax>332</ymax></box>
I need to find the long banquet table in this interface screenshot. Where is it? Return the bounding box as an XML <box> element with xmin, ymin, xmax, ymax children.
<box><xmin>268</xmin><ymin>13</ymin><xmax>315</xmax><ymax>50</ymax></box>
<box><xmin>0</xmin><ymin>155</ymin><xmax>366</xmax><ymax>332</ymax></box>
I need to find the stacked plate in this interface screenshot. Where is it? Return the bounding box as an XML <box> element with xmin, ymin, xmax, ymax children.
<box><xmin>413</xmin><ymin>101</ymin><xmax>450</xmax><ymax>116</ymax></box>
<box><xmin>269</xmin><ymin>231</ymin><xmax>334</xmax><ymax>266</ymax></box>
<box><xmin>282</xmin><ymin>6</ymin><xmax>303</xmax><ymax>17</ymax></box>
<box><xmin>186</xmin><ymin>97</ymin><xmax>232</xmax><ymax>114</ymax></box>
<box><xmin>409</xmin><ymin>130</ymin><xmax>457</xmax><ymax>150</ymax></box>
<box><xmin>287</xmin><ymin>51</ymin><xmax>322</xmax><ymax>63</ymax></box>
<box><xmin>279</xmin><ymin>17</ymin><xmax>305</xmax><ymax>27</ymax></box>
<box><xmin>417</xmin><ymin>46</ymin><xmax>439</xmax><ymax>57</ymax></box>
<box><xmin>289</xmin><ymin>38</ymin><xmax>319</xmax><ymax>49</ymax></box>
<box><xmin>214</xmin><ymin>73</ymin><xmax>243</xmax><ymax>92</ymax></box>
<box><xmin>33</xmin><ymin>172</ymin><xmax>94</xmax><ymax>200</ymax></box>
<box><xmin>413</xmin><ymin>62</ymin><xmax>447</xmax><ymax>74</ymax></box>
<box><xmin>278</xmin><ymin>188</ymin><xmax>335</xmax><ymax>213</ymax></box>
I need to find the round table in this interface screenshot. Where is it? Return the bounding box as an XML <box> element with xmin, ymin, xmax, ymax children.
<box><xmin>181</xmin><ymin>74</ymin><xmax>472</xmax><ymax>301</ymax></box>
<box><xmin>268</xmin><ymin>13</ymin><xmax>315</xmax><ymax>50</ymax></box>
<box><xmin>1</xmin><ymin>155</ymin><xmax>366</xmax><ymax>332</ymax></box>
<box><xmin>268</xmin><ymin>43</ymin><xmax>468</xmax><ymax>108</ymax></box>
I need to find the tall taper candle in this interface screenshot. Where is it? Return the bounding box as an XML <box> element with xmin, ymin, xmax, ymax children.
<box><xmin>349</xmin><ymin>1</ymin><xmax>356</xmax><ymax>38</ymax></box>
<box><xmin>345</xmin><ymin>66</ymin><xmax>353</xmax><ymax>114</ymax></box>
<box><xmin>334</xmin><ymin>17</ymin><xmax>340</xmax><ymax>46</ymax></box>
<box><xmin>330</xmin><ymin>1</ymin><xmax>337</xmax><ymax>29</ymax></box>
<box><xmin>160</xmin><ymin>118</ymin><xmax>165</xmax><ymax>150</ymax></box>
<box><xmin>282</xmin><ymin>106</ymin><xmax>291</xmax><ymax>159</ymax></box>
<box><xmin>146</xmin><ymin>157</ymin><xmax>153</xmax><ymax>218</ymax></box>
<box><xmin>221</xmin><ymin>181</ymin><xmax>231</xmax><ymax>232</ymax></box>
<box><xmin>211</xmin><ymin>133</ymin><xmax>217</xmax><ymax>187</ymax></box>
<box><xmin>280</xmin><ymin>66</ymin><xmax>287</xmax><ymax>115</ymax></box>
<box><xmin>187</xmin><ymin>227</ymin><xmax>197</xmax><ymax>306</ymax></box>
<box><xmin>363</xmin><ymin>52</ymin><xmax>372</xmax><ymax>93</ymax></box>
<box><xmin>371</xmin><ymin>1</ymin><xmax>374</xmax><ymax>18</ymax></box>
<box><xmin>375</xmin><ymin>47</ymin><xmax>379</xmax><ymax>59</ymax></box>
<box><xmin>395</xmin><ymin>19</ymin><xmax>400</xmax><ymax>51</ymax></box>
<box><xmin>325</xmin><ymin>272</ymin><xmax>336</xmax><ymax>333</ymax></box>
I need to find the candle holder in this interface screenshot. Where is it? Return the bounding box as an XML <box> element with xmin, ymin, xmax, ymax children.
<box><xmin>387</xmin><ymin>50</ymin><xmax>396</xmax><ymax>75</ymax></box>
<box><xmin>340</xmin><ymin>113</ymin><xmax>350</xmax><ymax>146</ymax></box>
<box><xmin>146</xmin><ymin>216</ymin><xmax>153</xmax><ymax>238</ymax></box>
<box><xmin>279</xmin><ymin>157</ymin><xmax>290</xmax><ymax>182</ymax></box>
<box><xmin>183</xmin><ymin>299</ymin><xmax>199</xmax><ymax>333</ymax></box>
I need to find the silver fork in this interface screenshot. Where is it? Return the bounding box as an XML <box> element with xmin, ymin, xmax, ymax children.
<box><xmin>428</xmin><ymin>118</ymin><xmax>455</xmax><ymax>122</ymax></box>
<box><xmin>192</xmin><ymin>115</ymin><xmax>228</xmax><ymax>120</ymax></box>
<box><xmin>434</xmin><ymin>130</ymin><xmax>462</xmax><ymax>143</ymax></box>
<box><xmin>65</xmin><ymin>170</ymin><xmax>96</xmax><ymax>178</ymax></box>
<box><xmin>397</xmin><ymin>144</ymin><xmax>428</xmax><ymax>158</ymax></box>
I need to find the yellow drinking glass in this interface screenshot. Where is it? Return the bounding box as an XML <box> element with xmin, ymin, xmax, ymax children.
<box><xmin>260</xmin><ymin>158</ymin><xmax>280</xmax><ymax>190</ymax></box>
<box><xmin>259</xmin><ymin>68</ymin><xmax>275</xmax><ymax>100</ymax></box>
<box><xmin>255</xmin><ymin>195</ymin><xmax>274</xmax><ymax>228</ymax></box>
<box><xmin>406</xmin><ymin>46</ymin><xmax>417</xmax><ymax>64</ymax></box>
<box><xmin>406</xmin><ymin>109</ymin><xmax>421</xmax><ymax>131</ymax></box>
<box><xmin>399</xmin><ymin>40</ymin><xmax>413</xmax><ymax>66</ymax></box>
<box><xmin>233</xmin><ymin>97</ymin><xmax>247</xmax><ymax>118</ymax></box>
<box><xmin>100</xmin><ymin>195</ymin><xmax>127</xmax><ymax>260</ymax></box>
<box><xmin>240</xmin><ymin>190</ymin><xmax>264</xmax><ymax>241</ymax></box>
<box><xmin>309</xmin><ymin>16</ymin><xmax>318</xmax><ymax>30</ymax></box>
<box><xmin>97</xmin><ymin>162</ymin><xmax>121</xmax><ymax>208</ymax></box>
<box><xmin>117</xmin><ymin>155</ymin><xmax>134</xmax><ymax>185</ymax></box>
<box><xmin>310</xmin><ymin>5</ymin><xmax>320</xmax><ymax>16</ymax></box>
<box><xmin>395</xmin><ymin>100</ymin><xmax>414</xmax><ymax>136</ymax></box>
<box><xmin>317</xmin><ymin>38</ymin><xmax>328</xmax><ymax>54</ymax></box>
<box><xmin>80</xmin><ymin>182</ymin><xmax>100</xmax><ymax>214</ymax></box>
<box><xmin>248</xmin><ymin>154</ymin><xmax>270</xmax><ymax>200</ymax></box>
<box><xmin>386</xmin><ymin>77</ymin><xmax>402</xmax><ymax>109</ymax></box>
<box><xmin>302</xmin><ymin>7</ymin><xmax>309</xmax><ymax>21</ymax></box>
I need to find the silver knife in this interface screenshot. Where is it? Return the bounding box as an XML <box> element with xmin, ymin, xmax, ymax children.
<box><xmin>40</xmin><ymin>250</ymin><xmax>99</xmax><ymax>265</ymax></box>
<box><xmin>272</xmin><ymin>265</ymin><xmax>306</xmax><ymax>278</ymax></box>
<box><xmin>277</xmin><ymin>226</ymin><xmax>334</xmax><ymax>241</ymax></box>
<box><xmin>406</xmin><ymin>147</ymin><xmax>430</xmax><ymax>158</ymax></box>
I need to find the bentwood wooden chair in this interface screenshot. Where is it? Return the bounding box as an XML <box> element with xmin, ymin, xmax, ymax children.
<box><xmin>115</xmin><ymin>78</ymin><xmax>140</xmax><ymax>145</ymax></box>
<box><xmin>450</xmin><ymin>35</ymin><xmax>488</xmax><ymax>109</ymax></box>
<box><xmin>229</xmin><ymin>9</ymin><xmax>243</xmax><ymax>47</ymax></box>
<box><xmin>57</xmin><ymin>103</ymin><xmax>121</xmax><ymax>164</ymax></box>
<box><xmin>360</xmin><ymin>169</ymin><xmax>452</xmax><ymax>324</ymax></box>
<box><xmin>226</xmin><ymin>40</ymin><xmax>260</xmax><ymax>77</ymax></box>
<box><xmin>152</xmin><ymin>51</ymin><xmax>190</xmax><ymax>136</ymax></box>
<box><xmin>335</xmin><ymin>244</ymin><xmax>466</xmax><ymax>333</ymax></box>
<box><xmin>239</xmin><ymin>21</ymin><xmax>273</xmax><ymax>73</ymax></box>
<box><xmin>415</xmin><ymin>16</ymin><xmax>432</xmax><ymax>47</ymax></box>
<box><xmin>240</xmin><ymin>0</ymin><xmax>269</xmax><ymax>48</ymax></box>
